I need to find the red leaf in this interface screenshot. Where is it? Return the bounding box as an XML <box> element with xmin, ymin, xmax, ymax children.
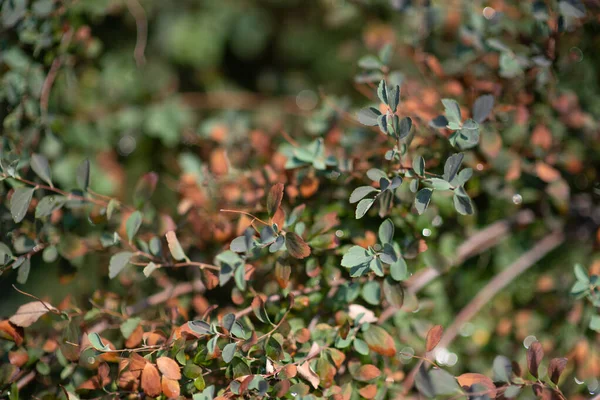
<box><xmin>548</xmin><ymin>357</ymin><xmax>567</xmax><ymax>384</ymax></box>
<box><xmin>286</xmin><ymin>232</ymin><xmax>311</xmax><ymax>259</ymax></box>
<box><xmin>457</xmin><ymin>373</ymin><xmax>496</xmax><ymax>398</ymax></box>
<box><xmin>267</xmin><ymin>183</ymin><xmax>284</xmax><ymax>216</ymax></box>
<box><xmin>527</xmin><ymin>341</ymin><xmax>544</xmax><ymax>378</ymax></box>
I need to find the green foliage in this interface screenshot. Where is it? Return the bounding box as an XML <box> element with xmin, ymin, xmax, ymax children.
<box><xmin>0</xmin><ymin>0</ymin><xmax>598</xmax><ymax>399</ymax></box>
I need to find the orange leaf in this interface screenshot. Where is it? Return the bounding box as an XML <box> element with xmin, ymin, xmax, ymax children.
<box><xmin>8</xmin><ymin>349</ymin><xmax>28</xmax><ymax>367</ymax></box>
<box><xmin>141</xmin><ymin>363</ymin><xmax>161</xmax><ymax>397</ymax></box>
<box><xmin>354</xmin><ymin>365</ymin><xmax>381</xmax><ymax>382</ymax></box>
<box><xmin>425</xmin><ymin>325</ymin><xmax>444</xmax><ymax>352</ymax></box>
<box><xmin>535</xmin><ymin>162</ymin><xmax>560</xmax><ymax>183</ymax></box>
<box><xmin>161</xmin><ymin>376</ymin><xmax>181</xmax><ymax>398</ymax></box>
<box><xmin>0</xmin><ymin>320</ymin><xmax>24</xmax><ymax>346</ymax></box>
<box><xmin>457</xmin><ymin>373</ymin><xmax>496</xmax><ymax>398</ymax></box>
<box><xmin>157</xmin><ymin>356</ymin><xmax>181</xmax><ymax>380</ymax></box>
<box><xmin>358</xmin><ymin>384</ymin><xmax>378</xmax><ymax>399</ymax></box>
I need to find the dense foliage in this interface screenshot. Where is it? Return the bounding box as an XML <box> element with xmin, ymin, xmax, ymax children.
<box><xmin>1</xmin><ymin>0</ymin><xmax>599</xmax><ymax>399</ymax></box>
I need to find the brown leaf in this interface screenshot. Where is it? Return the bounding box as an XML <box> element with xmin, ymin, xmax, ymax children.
<box><xmin>531</xmin><ymin>124</ymin><xmax>553</xmax><ymax>150</ymax></box>
<box><xmin>298</xmin><ymin>361</ymin><xmax>320</xmax><ymax>389</ymax></box>
<box><xmin>0</xmin><ymin>320</ymin><xmax>24</xmax><ymax>346</ymax></box>
<box><xmin>274</xmin><ymin>379</ymin><xmax>291</xmax><ymax>397</ymax></box>
<box><xmin>267</xmin><ymin>183</ymin><xmax>284</xmax><ymax>216</ymax></box>
<box><xmin>457</xmin><ymin>373</ymin><xmax>496</xmax><ymax>398</ymax></box>
<box><xmin>141</xmin><ymin>363</ymin><xmax>161</xmax><ymax>397</ymax></box>
<box><xmin>125</xmin><ymin>324</ymin><xmax>144</xmax><ymax>348</ymax></box>
<box><xmin>9</xmin><ymin>301</ymin><xmax>57</xmax><ymax>328</ymax></box>
<box><xmin>286</xmin><ymin>232</ymin><xmax>311</xmax><ymax>259</ymax></box>
<box><xmin>425</xmin><ymin>325</ymin><xmax>444</xmax><ymax>352</ymax></box>
<box><xmin>363</xmin><ymin>325</ymin><xmax>396</xmax><ymax>357</ymax></box>
<box><xmin>157</xmin><ymin>356</ymin><xmax>181</xmax><ymax>380</ymax></box>
<box><xmin>272</xmin><ymin>207</ymin><xmax>286</xmax><ymax>228</ymax></box>
<box><xmin>358</xmin><ymin>384</ymin><xmax>378</xmax><ymax>399</ymax></box>
<box><xmin>354</xmin><ymin>365</ymin><xmax>381</xmax><ymax>382</ymax></box>
<box><xmin>161</xmin><ymin>376</ymin><xmax>181</xmax><ymax>398</ymax></box>
<box><xmin>527</xmin><ymin>341</ymin><xmax>544</xmax><ymax>378</ymax></box>
<box><xmin>548</xmin><ymin>357</ymin><xmax>567</xmax><ymax>384</ymax></box>
<box><xmin>128</xmin><ymin>353</ymin><xmax>146</xmax><ymax>379</ymax></box>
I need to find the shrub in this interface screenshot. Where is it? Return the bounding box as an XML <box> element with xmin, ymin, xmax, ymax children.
<box><xmin>1</xmin><ymin>0</ymin><xmax>599</xmax><ymax>399</ymax></box>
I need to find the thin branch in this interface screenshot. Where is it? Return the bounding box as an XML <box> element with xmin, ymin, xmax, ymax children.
<box><xmin>379</xmin><ymin>210</ymin><xmax>535</xmax><ymax>323</ymax></box>
<box><xmin>125</xmin><ymin>0</ymin><xmax>147</xmax><ymax>67</ymax></box>
<box><xmin>124</xmin><ymin>279</ymin><xmax>205</xmax><ymax>316</ymax></box>
<box><xmin>437</xmin><ymin>230</ymin><xmax>564</xmax><ymax>349</ymax></box>
<box><xmin>402</xmin><ymin>230</ymin><xmax>565</xmax><ymax>395</ymax></box>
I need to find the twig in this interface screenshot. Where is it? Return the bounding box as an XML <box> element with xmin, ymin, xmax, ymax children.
<box><xmin>402</xmin><ymin>230</ymin><xmax>565</xmax><ymax>395</ymax></box>
<box><xmin>378</xmin><ymin>210</ymin><xmax>535</xmax><ymax>323</ymax></box>
<box><xmin>437</xmin><ymin>230</ymin><xmax>564</xmax><ymax>349</ymax></box>
<box><xmin>40</xmin><ymin>58</ymin><xmax>62</xmax><ymax>120</ymax></box>
<box><xmin>125</xmin><ymin>0</ymin><xmax>147</xmax><ymax>67</ymax></box>
<box><xmin>125</xmin><ymin>279</ymin><xmax>205</xmax><ymax>315</ymax></box>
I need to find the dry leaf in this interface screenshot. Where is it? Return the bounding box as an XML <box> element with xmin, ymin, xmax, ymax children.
<box><xmin>535</xmin><ymin>162</ymin><xmax>561</xmax><ymax>183</ymax></box>
<box><xmin>9</xmin><ymin>301</ymin><xmax>57</xmax><ymax>327</ymax></box>
<box><xmin>141</xmin><ymin>363</ymin><xmax>161</xmax><ymax>397</ymax></box>
<box><xmin>348</xmin><ymin>304</ymin><xmax>378</xmax><ymax>323</ymax></box>
<box><xmin>161</xmin><ymin>376</ymin><xmax>181</xmax><ymax>398</ymax></box>
<box><xmin>457</xmin><ymin>373</ymin><xmax>496</xmax><ymax>398</ymax></box>
<box><xmin>425</xmin><ymin>325</ymin><xmax>444</xmax><ymax>352</ymax></box>
<box><xmin>286</xmin><ymin>232</ymin><xmax>311</xmax><ymax>259</ymax></box>
<box><xmin>267</xmin><ymin>183</ymin><xmax>284</xmax><ymax>216</ymax></box>
<box><xmin>354</xmin><ymin>365</ymin><xmax>381</xmax><ymax>382</ymax></box>
<box><xmin>0</xmin><ymin>320</ymin><xmax>24</xmax><ymax>345</ymax></box>
<box><xmin>298</xmin><ymin>361</ymin><xmax>320</xmax><ymax>389</ymax></box>
<box><xmin>358</xmin><ymin>384</ymin><xmax>378</xmax><ymax>399</ymax></box>
<box><xmin>157</xmin><ymin>356</ymin><xmax>181</xmax><ymax>380</ymax></box>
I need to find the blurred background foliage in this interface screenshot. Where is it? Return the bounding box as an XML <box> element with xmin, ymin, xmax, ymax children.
<box><xmin>1</xmin><ymin>0</ymin><xmax>600</xmax><ymax>398</ymax></box>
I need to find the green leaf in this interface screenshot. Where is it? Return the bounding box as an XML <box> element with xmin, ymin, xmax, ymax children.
<box><xmin>415</xmin><ymin>188</ymin><xmax>433</xmax><ymax>215</ymax></box>
<box><xmin>574</xmin><ymin>264</ymin><xmax>589</xmax><ymax>283</ymax></box>
<box><xmin>590</xmin><ymin>315</ymin><xmax>600</xmax><ymax>332</ymax></box>
<box><xmin>387</xmin><ymin>84</ymin><xmax>400</xmax><ymax>112</ymax></box>
<box><xmin>88</xmin><ymin>332</ymin><xmax>110</xmax><ymax>352</ymax></box>
<box><xmin>231</xmin><ymin>321</ymin><xmax>245</xmax><ymax>339</ymax></box>
<box><xmin>383</xmin><ymin>277</ymin><xmax>404</xmax><ymax>308</ymax></box>
<box><xmin>443</xmin><ymin>153</ymin><xmax>464</xmax><ymax>182</ymax></box>
<box><xmin>234</xmin><ymin>264</ymin><xmax>246</xmax><ymax>291</ymax></box>
<box><xmin>357</xmin><ymin>107</ymin><xmax>381</xmax><ymax>126</ymax></box>
<box><xmin>11</xmin><ymin>187</ymin><xmax>35</xmax><ymax>223</ymax></box>
<box><xmin>397</xmin><ymin>116</ymin><xmax>412</xmax><ymax>139</ymax></box>
<box><xmin>358</xmin><ymin>55</ymin><xmax>382</xmax><ymax>70</ymax></box>
<box><xmin>17</xmin><ymin>258</ymin><xmax>30</xmax><ymax>284</ymax></box>
<box><xmin>361</xmin><ymin>281</ymin><xmax>380</xmax><ymax>305</ymax></box>
<box><xmin>222</xmin><ymin>313</ymin><xmax>236</xmax><ymax>332</ymax></box>
<box><xmin>378</xmin><ymin>219</ymin><xmax>394</xmax><ymax>244</ymax></box>
<box><xmin>222</xmin><ymin>343</ymin><xmax>237</xmax><ymax>363</ymax></box>
<box><xmin>76</xmin><ymin>159</ymin><xmax>91</xmax><ymax>191</ymax></box>
<box><xmin>166</xmin><ymin>231</ymin><xmax>187</xmax><ymax>261</ymax></box>
<box><xmin>493</xmin><ymin>355</ymin><xmax>512</xmax><ymax>382</ymax></box>
<box><xmin>428</xmin><ymin>178</ymin><xmax>452</xmax><ymax>191</ymax></box>
<box><xmin>441</xmin><ymin>98</ymin><xmax>461</xmax><ymax>126</ymax></box>
<box><xmin>342</xmin><ymin>246</ymin><xmax>373</xmax><ymax>268</ymax></box>
<box><xmin>143</xmin><ymin>262</ymin><xmax>159</xmax><ymax>277</ymax></box>
<box><xmin>133</xmin><ymin>172</ymin><xmax>158</xmax><ymax>209</ymax></box>
<box><xmin>353</xmin><ymin>338</ymin><xmax>369</xmax><ymax>355</ymax></box>
<box><xmin>188</xmin><ymin>320</ymin><xmax>211</xmax><ymax>335</ymax></box>
<box><xmin>472</xmin><ymin>94</ymin><xmax>494</xmax><ymax>123</ymax></box>
<box><xmin>355</xmin><ymin>198</ymin><xmax>375</xmax><ymax>219</ymax></box>
<box><xmin>390</xmin><ymin>257</ymin><xmax>408</xmax><ymax>281</ymax></box>
<box><xmin>369</xmin><ymin>257</ymin><xmax>384</xmax><ymax>277</ymax></box>
<box><xmin>453</xmin><ymin>119</ymin><xmax>480</xmax><ymax>149</ymax></box>
<box><xmin>366</xmin><ymin>168</ymin><xmax>387</xmax><ymax>182</ymax></box>
<box><xmin>377</xmin><ymin>80</ymin><xmax>388</xmax><ymax>105</ymax></box>
<box><xmin>504</xmin><ymin>385</ymin><xmax>521</xmax><ymax>398</ymax></box>
<box><xmin>413</xmin><ymin>156</ymin><xmax>425</xmax><ymax>176</ymax></box>
<box><xmin>453</xmin><ymin>187</ymin><xmax>474</xmax><ymax>215</ymax></box>
<box><xmin>106</xmin><ymin>199</ymin><xmax>118</xmax><ymax>220</ymax></box>
<box><xmin>430</xmin><ymin>369</ymin><xmax>461</xmax><ymax>395</ymax></box>
<box><xmin>349</xmin><ymin>186</ymin><xmax>377</xmax><ymax>204</ymax></box>
<box><xmin>120</xmin><ymin>317</ymin><xmax>141</xmax><ymax>339</ymax></box>
<box><xmin>30</xmin><ymin>154</ymin><xmax>53</xmax><ymax>187</ymax></box>
<box><xmin>108</xmin><ymin>251</ymin><xmax>133</xmax><ymax>279</ymax></box>
<box><xmin>126</xmin><ymin>211</ymin><xmax>143</xmax><ymax>242</ymax></box>
<box><xmin>35</xmin><ymin>195</ymin><xmax>66</xmax><ymax>218</ymax></box>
